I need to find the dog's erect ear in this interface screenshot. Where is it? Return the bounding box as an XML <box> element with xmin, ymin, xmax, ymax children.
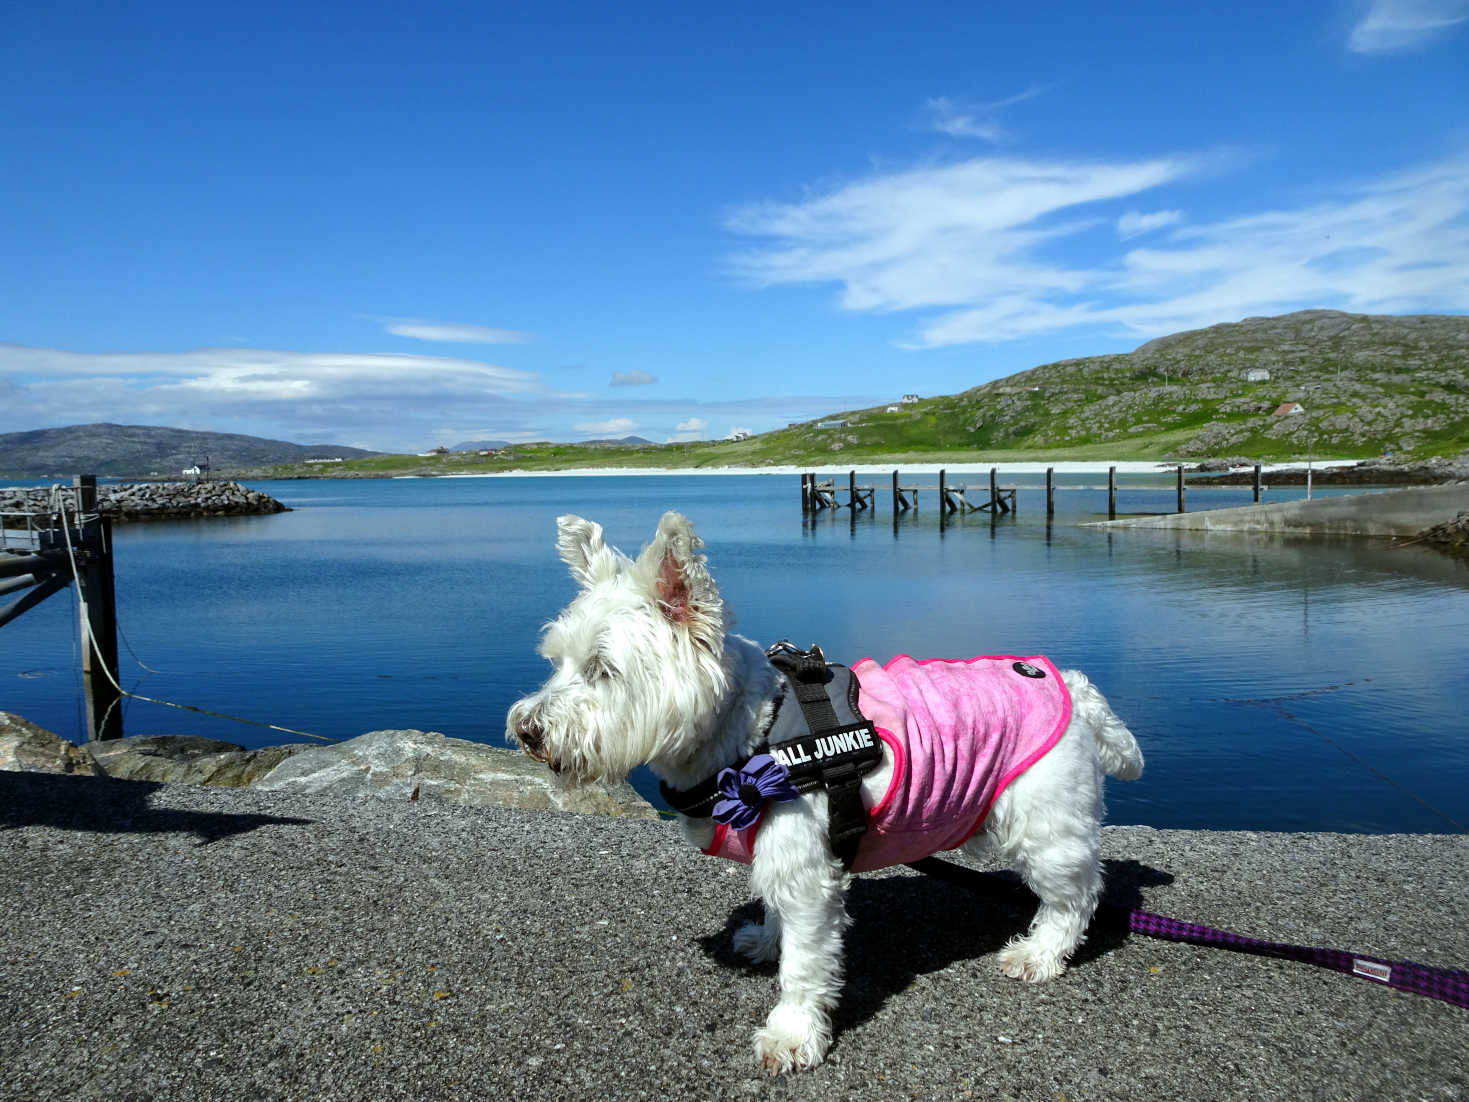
<box><xmin>640</xmin><ymin>512</ymin><xmax>725</xmax><ymax>648</ymax></box>
<box><xmin>557</xmin><ymin>515</ymin><xmax>621</xmax><ymax>588</ymax></box>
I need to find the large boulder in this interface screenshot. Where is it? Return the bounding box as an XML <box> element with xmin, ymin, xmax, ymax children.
<box><xmin>253</xmin><ymin>728</ymin><xmax>658</xmax><ymax>819</ymax></box>
<box><xmin>0</xmin><ymin>712</ymin><xmax>99</xmax><ymax>775</ymax></box>
<box><xmin>85</xmin><ymin>734</ymin><xmax>311</xmax><ymax>787</ymax></box>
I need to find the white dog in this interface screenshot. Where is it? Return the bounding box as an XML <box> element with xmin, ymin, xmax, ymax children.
<box><xmin>508</xmin><ymin>512</ymin><xmax>1143</xmax><ymax>1074</ymax></box>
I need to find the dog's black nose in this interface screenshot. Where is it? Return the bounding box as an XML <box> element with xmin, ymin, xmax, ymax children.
<box><xmin>516</xmin><ymin>718</ymin><xmax>549</xmax><ymax>762</ymax></box>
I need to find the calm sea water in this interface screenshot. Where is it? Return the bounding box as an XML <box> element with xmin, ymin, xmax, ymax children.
<box><xmin>4</xmin><ymin>472</ymin><xmax>1467</xmax><ymax>833</ymax></box>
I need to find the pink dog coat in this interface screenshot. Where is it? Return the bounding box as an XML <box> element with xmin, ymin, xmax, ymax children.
<box><xmin>703</xmin><ymin>654</ymin><xmax>1072</xmax><ymax>872</ymax></box>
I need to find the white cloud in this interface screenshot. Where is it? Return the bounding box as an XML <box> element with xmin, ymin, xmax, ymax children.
<box><xmin>611</xmin><ymin>370</ymin><xmax>657</xmax><ymax>386</ymax></box>
<box><xmin>924</xmin><ymin>97</ymin><xmax>1006</xmax><ymax>143</ymax></box>
<box><xmin>575</xmin><ymin>417</ymin><xmax>638</xmax><ymax>437</ymax></box>
<box><xmin>1117</xmin><ymin>209</ymin><xmax>1183</xmax><ymax>239</ymax></box>
<box><xmin>0</xmin><ymin>344</ymin><xmax>551</xmax><ymax>452</ymax></box>
<box><xmin>923</xmin><ymin>87</ymin><xmax>1049</xmax><ymax>143</ymax></box>
<box><xmin>664</xmin><ymin>416</ymin><xmax>708</xmax><ymax>442</ymax></box>
<box><xmin>377</xmin><ymin>317</ymin><xmax>537</xmax><ymax>343</ymax></box>
<box><xmin>726</xmin><ymin>148</ymin><xmax>1469</xmax><ymax>349</ymax></box>
<box><xmin>1348</xmin><ymin>0</ymin><xmax>1469</xmax><ymax>52</ymax></box>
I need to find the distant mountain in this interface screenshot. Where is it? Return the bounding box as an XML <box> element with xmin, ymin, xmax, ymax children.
<box><xmin>0</xmin><ymin>423</ymin><xmax>382</xmax><ymax>477</ymax></box>
<box><xmin>582</xmin><ymin>435</ymin><xmax>653</xmax><ymax>446</ymax></box>
<box><xmin>449</xmin><ymin>439</ymin><xmax>513</xmax><ymax>452</ymax></box>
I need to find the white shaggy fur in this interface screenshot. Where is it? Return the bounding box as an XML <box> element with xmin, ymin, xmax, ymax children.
<box><xmin>508</xmin><ymin>511</ymin><xmax>1144</xmax><ymax>1074</ymax></box>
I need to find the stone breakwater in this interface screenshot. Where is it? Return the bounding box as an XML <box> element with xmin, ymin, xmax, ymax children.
<box><xmin>0</xmin><ymin>479</ymin><xmax>289</xmax><ymax>523</ymax></box>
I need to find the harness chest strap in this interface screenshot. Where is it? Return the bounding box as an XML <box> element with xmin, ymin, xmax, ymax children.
<box><xmin>658</xmin><ymin>642</ymin><xmax>884</xmax><ymax>868</ymax></box>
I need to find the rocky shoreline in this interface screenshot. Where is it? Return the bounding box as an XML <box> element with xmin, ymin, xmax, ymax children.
<box><xmin>1187</xmin><ymin>453</ymin><xmax>1469</xmax><ymax>486</ymax></box>
<box><xmin>0</xmin><ymin>711</ymin><xmax>658</xmax><ymax>819</ymax></box>
<box><xmin>0</xmin><ymin>479</ymin><xmax>290</xmax><ymax>523</ymax></box>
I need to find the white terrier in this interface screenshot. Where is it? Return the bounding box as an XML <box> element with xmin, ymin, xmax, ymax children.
<box><xmin>508</xmin><ymin>511</ymin><xmax>1144</xmax><ymax>1074</ymax></box>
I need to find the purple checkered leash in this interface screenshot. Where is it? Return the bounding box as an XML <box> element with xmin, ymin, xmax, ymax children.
<box><xmin>1127</xmin><ymin>907</ymin><xmax>1469</xmax><ymax>1009</ymax></box>
<box><xmin>908</xmin><ymin>858</ymin><xmax>1469</xmax><ymax>1010</ymax></box>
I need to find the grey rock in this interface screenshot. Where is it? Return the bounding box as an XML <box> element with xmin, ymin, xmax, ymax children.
<box><xmin>0</xmin><ymin>712</ymin><xmax>99</xmax><ymax>775</ymax></box>
<box><xmin>86</xmin><ymin>734</ymin><xmax>312</xmax><ymax>787</ymax></box>
<box><xmin>253</xmin><ymin>727</ymin><xmax>658</xmax><ymax>819</ymax></box>
<box><xmin>0</xmin><ymin>480</ymin><xmax>289</xmax><ymax>525</ymax></box>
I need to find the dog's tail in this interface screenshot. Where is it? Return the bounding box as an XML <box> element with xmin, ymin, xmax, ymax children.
<box><xmin>1065</xmin><ymin>670</ymin><xmax>1145</xmax><ymax>781</ymax></box>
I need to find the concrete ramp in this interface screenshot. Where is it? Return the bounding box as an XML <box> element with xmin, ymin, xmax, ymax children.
<box><xmin>1092</xmin><ymin>482</ymin><xmax>1469</xmax><ymax>537</ymax></box>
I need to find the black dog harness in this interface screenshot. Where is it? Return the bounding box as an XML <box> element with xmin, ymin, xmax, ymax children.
<box><xmin>659</xmin><ymin>642</ymin><xmax>885</xmax><ymax>867</ymax></box>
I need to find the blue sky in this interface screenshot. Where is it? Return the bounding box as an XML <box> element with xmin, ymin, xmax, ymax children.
<box><xmin>2</xmin><ymin>1</ymin><xmax>1467</xmax><ymax>453</ymax></box>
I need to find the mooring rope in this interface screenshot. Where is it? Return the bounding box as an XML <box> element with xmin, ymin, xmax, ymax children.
<box><xmin>51</xmin><ymin>488</ymin><xmax>339</xmax><ymax>744</ymax></box>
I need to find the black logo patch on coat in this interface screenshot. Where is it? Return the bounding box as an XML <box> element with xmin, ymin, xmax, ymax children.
<box><xmin>1012</xmin><ymin>661</ymin><xmax>1046</xmax><ymax>679</ymax></box>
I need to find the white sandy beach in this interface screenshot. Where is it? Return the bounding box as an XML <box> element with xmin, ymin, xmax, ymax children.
<box><xmin>442</xmin><ymin>459</ymin><xmax>1361</xmax><ymax>479</ymax></box>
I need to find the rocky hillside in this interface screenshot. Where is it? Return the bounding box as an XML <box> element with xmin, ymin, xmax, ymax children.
<box><xmin>0</xmin><ymin>424</ymin><xmax>381</xmax><ymax>478</ymax></box>
<box><xmin>772</xmin><ymin>310</ymin><xmax>1469</xmax><ymax>462</ymax></box>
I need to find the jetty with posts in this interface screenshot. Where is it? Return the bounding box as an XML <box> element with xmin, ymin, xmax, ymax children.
<box><xmin>802</xmin><ymin>464</ymin><xmax>1268</xmax><ymax>521</ymax></box>
<box><xmin>1</xmin><ymin>476</ymin><xmax>122</xmax><ymax>741</ymax></box>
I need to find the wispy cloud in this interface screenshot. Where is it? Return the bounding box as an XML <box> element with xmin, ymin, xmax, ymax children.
<box><xmin>575</xmin><ymin>417</ymin><xmax>638</xmax><ymax>437</ymax></box>
<box><xmin>374</xmin><ymin>317</ymin><xmax>537</xmax><ymax>343</ymax></box>
<box><xmin>611</xmin><ymin>370</ymin><xmax>657</xmax><ymax>386</ymax></box>
<box><xmin>1117</xmin><ymin>209</ymin><xmax>1184</xmax><ymax>239</ymax></box>
<box><xmin>924</xmin><ymin>86</ymin><xmax>1050</xmax><ymax>143</ymax></box>
<box><xmin>726</xmin><ymin>149</ymin><xmax>1469</xmax><ymax>348</ymax></box>
<box><xmin>1347</xmin><ymin>0</ymin><xmax>1469</xmax><ymax>52</ymax></box>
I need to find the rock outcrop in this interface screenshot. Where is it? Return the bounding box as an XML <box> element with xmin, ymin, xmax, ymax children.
<box><xmin>0</xmin><ymin>717</ymin><xmax>658</xmax><ymax>819</ymax></box>
<box><xmin>85</xmin><ymin>734</ymin><xmax>310</xmax><ymax>786</ymax></box>
<box><xmin>253</xmin><ymin>728</ymin><xmax>657</xmax><ymax>818</ymax></box>
<box><xmin>0</xmin><ymin>712</ymin><xmax>100</xmax><ymax>775</ymax></box>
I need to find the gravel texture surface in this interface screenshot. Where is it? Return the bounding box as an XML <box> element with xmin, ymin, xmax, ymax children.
<box><xmin>2</xmin><ymin>772</ymin><xmax>1465</xmax><ymax>1101</ymax></box>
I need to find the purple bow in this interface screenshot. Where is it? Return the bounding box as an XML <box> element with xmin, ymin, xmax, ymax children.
<box><xmin>712</xmin><ymin>753</ymin><xmax>799</xmax><ymax>830</ymax></box>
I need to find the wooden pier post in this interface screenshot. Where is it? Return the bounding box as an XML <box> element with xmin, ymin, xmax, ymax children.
<box><xmin>1176</xmin><ymin>465</ymin><xmax>1187</xmax><ymax>513</ymax></box>
<box><xmin>938</xmin><ymin>469</ymin><xmax>948</xmax><ymax>519</ymax></box>
<box><xmin>849</xmin><ymin>470</ymin><xmax>857</xmax><ymax>510</ymax></box>
<box><xmin>891</xmin><ymin>470</ymin><xmax>900</xmax><ymax>514</ymax></box>
<box><xmin>73</xmin><ymin>476</ymin><xmax>122</xmax><ymax>741</ymax></box>
<box><xmin>1108</xmin><ymin>466</ymin><xmax>1117</xmax><ymax>520</ymax></box>
<box><xmin>1046</xmin><ymin>467</ymin><xmax>1055</xmax><ymax>517</ymax></box>
<box><xmin>1253</xmin><ymin>463</ymin><xmax>1262</xmax><ymax>503</ymax></box>
<box><xmin>989</xmin><ymin>467</ymin><xmax>1000</xmax><ymax>512</ymax></box>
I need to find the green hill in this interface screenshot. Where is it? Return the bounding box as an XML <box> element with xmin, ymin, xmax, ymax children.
<box><xmin>270</xmin><ymin>309</ymin><xmax>1469</xmax><ymax>477</ymax></box>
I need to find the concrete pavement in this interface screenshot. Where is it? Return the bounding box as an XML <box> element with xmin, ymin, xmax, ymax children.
<box><xmin>2</xmin><ymin>771</ymin><xmax>1465</xmax><ymax>1101</ymax></box>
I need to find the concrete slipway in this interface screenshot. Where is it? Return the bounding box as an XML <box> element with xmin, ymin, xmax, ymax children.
<box><xmin>1092</xmin><ymin>482</ymin><xmax>1469</xmax><ymax>537</ymax></box>
<box><xmin>1</xmin><ymin>773</ymin><xmax>1465</xmax><ymax>1102</ymax></box>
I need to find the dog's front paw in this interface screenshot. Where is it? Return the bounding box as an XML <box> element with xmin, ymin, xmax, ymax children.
<box><xmin>733</xmin><ymin>920</ymin><xmax>781</xmax><ymax>964</ymax></box>
<box><xmin>997</xmin><ymin>935</ymin><xmax>1069</xmax><ymax>982</ymax></box>
<box><xmin>753</xmin><ymin>1003</ymin><xmax>830</xmax><ymax>1074</ymax></box>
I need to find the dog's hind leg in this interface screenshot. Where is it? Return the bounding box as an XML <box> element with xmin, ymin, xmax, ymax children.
<box><xmin>746</xmin><ymin>804</ymin><xmax>849</xmax><ymax>1073</ymax></box>
<box><xmin>994</xmin><ymin>822</ymin><xmax>1102</xmax><ymax>982</ymax></box>
<box><xmin>979</xmin><ymin>723</ymin><xmax>1106</xmax><ymax>982</ymax></box>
